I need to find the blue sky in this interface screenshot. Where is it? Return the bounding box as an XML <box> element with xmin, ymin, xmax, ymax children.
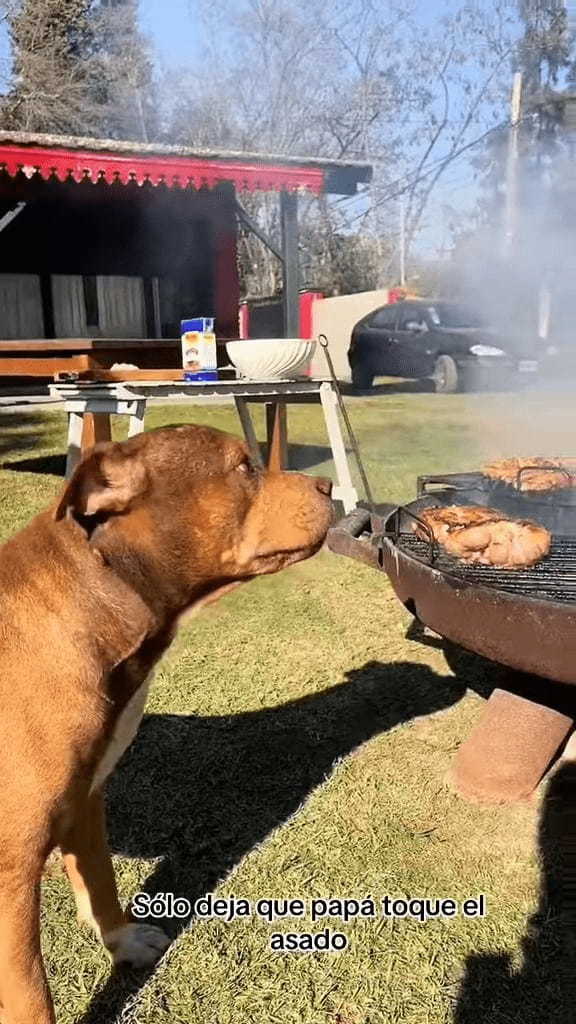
<box><xmin>140</xmin><ymin>0</ymin><xmax>198</xmax><ymax>64</ymax></box>
<box><xmin>137</xmin><ymin>0</ymin><xmax>482</xmax><ymax>255</ymax></box>
<box><xmin>140</xmin><ymin>0</ymin><xmax>447</xmax><ymax>64</ymax></box>
<box><xmin>0</xmin><ymin>0</ymin><xmax>500</xmax><ymax>256</ymax></box>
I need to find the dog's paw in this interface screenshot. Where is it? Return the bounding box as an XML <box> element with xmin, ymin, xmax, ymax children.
<box><xmin>104</xmin><ymin>923</ymin><xmax>170</xmax><ymax>968</ymax></box>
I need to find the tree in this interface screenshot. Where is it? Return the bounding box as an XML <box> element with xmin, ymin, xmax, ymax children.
<box><xmin>80</xmin><ymin>0</ymin><xmax>157</xmax><ymax>141</ymax></box>
<box><xmin>0</xmin><ymin>0</ymin><xmax>157</xmax><ymax>140</ymax></box>
<box><xmin>236</xmin><ymin>194</ymin><xmax>388</xmax><ymax>299</ymax></box>
<box><xmin>0</xmin><ymin>0</ymin><xmax>91</xmax><ymax>132</ymax></box>
<box><xmin>164</xmin><ymin>0</ymin><xmax>412</xmax><ymax>295</ymax></box>
<box><xmin>453</xmin><ymin>1</ymin><xmax>575</xmax><ymax>316</ymax></box>
<box><xmin>163</xmin><ymin>0</ymin><xmax>517</xmax><ymax>296</ymax></box>
<box><xmin>518</xmin><ymin>0</ymin><xmax>570</xmax><ymax>94</ymax></box>
<box><xmin>356</xmin><ymin>0</ymin><xmax>518</xmax><ymax>266</ymax></box>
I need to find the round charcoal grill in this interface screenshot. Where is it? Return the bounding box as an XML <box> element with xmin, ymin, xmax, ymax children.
<box><xmin>327</xmin><ymin>473</ymin><xmax>576</xmax><ymax>686</ymax></box>
<box><xmin>414</xmin><ymin>466</ymin><xmax>576</xmax><ymax>535</ymax></box>
<box><xmin>393</xmin><ymin>521</ymin><xmax>576</xmax><ymax>604</ymax></box>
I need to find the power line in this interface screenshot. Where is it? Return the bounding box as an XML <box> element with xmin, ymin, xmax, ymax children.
<box><xmin>348</xmin><ymin>114</ymin><xmax>525</xmax><ymax>224</ymax></box>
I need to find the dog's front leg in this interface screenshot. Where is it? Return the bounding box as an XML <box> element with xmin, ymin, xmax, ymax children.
<box><xmin>0</xmin><ymin>861</ymin><xmax>54</xmax><ymax>1024</ymax></box>
<box><xmin>59</xmin><ymin>791</ymin><xmax>169</xmax><ymax>968</ymax></box>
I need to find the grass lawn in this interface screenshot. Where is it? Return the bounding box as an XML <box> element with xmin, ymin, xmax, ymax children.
<box><xmin>2</xmin><ymin>388</ymin><xmax>576</xmax><ymax>1023</ymax></box>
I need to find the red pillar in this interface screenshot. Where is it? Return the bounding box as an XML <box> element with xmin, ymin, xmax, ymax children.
<box><xmin>299</xmin><ymin>291</ymin><xmax>323</xmax><ymax>338</ymax></box>
<box><xmin>239</xmin><ymin>301</ymin><xmax>250</xmax><ymax>339</ymax></box>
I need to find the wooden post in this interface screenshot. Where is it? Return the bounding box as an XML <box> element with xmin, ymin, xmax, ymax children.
<box><xmin>266</xmin><ymin>403</ymin><xmax>288</xmax><ymax>473</ymax></box>
<box><xmin>81</xmin><ymin>413</ymin><xmax>112</xmax><ymax>453</ymax></box>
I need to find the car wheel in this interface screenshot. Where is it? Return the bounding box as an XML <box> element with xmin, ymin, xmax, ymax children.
<box><xmin>432</xmin><ymin>354</ymin><xmax>459</xmax><ymax>394</ymax></box>
<box><xmin>351</xmin><ymin>364</ymin><xmax>374</xmax><ymax>391</ymax></box>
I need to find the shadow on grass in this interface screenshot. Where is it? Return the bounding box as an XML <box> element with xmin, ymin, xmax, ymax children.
<box><xmin>443</xmin><ymin>641</ymin><xmax>576</xmax><ymax>717</ymax></box>
<box><xmin>79</xmin><ymin>657</ymin><xmax>474</xmax><ymax>1024</ymax></box>
<box><xmin>341</xmin><ymin>379</ymin><xmax>435</xmax><ymax>397</ymax></box>
<box><xmin>3</xmin><ymin>444</ymin><xmax>332</xmax><ymax>478</ymax></box>
<box><xmin>79</xmin><ymin>645</ymin><xmax>570</xmax><ymax>1024</ymax></box>
<box><xmin>250</xmin><ymin>444</ymin><xmax>336</xmax><ymax>472</ymax></box>
<box><xmin>1</xmin><ymin>437</ymin><xmax>334</xmax><ymax>479</ymax></box>
<box><xmin>400</xmin><ymin>625</ymin><xmax>576</xmax><ymax>1022</ymax></box>
<box><xmin>3</xmin><ymin>453</ymin><xmax>66</xmax><ymax>476</ymax></box>
<box><xmin>286</xmin><ymin>443</ymin><xmax>333</xmax><ymax>470</ymax></box>
<box><xmin>0</xmin><ymin>410</ymin><xmax>55</xmax><ymax>459</ymax></box>
<box><xmin>454</xmin><ymin>759</ymin><xmax>576</xmax><ymax>1024</ymax></box>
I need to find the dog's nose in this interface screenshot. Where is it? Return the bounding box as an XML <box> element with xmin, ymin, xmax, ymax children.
<box><xmin>315</xmin><ymin>477</ymin><xmax>333</xmax><ymax>497</ymax></box>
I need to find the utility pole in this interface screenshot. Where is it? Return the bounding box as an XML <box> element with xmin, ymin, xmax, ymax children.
<box><xmin>501</xmin><ymin>71</ymin><xmax>523</xmax><ymax>258</ymax></box>
<box><xmin>399</xmin><ymin>195</ymin><xmax>406</xmax><ymax>286</ymax></box>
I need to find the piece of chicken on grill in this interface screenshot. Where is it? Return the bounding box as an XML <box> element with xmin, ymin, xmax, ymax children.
<box><xmin>414</xmin><ymin>505</ymin><xmax>551</xmax><ymax>568</ymax></box>
<box><xmin>483</xmin><ymin>456</ymin><xmax>575</xmax><ymax>492</ymax></box>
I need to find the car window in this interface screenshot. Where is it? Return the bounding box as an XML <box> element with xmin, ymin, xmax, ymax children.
<box><xmin>398</xmin><ymin>307</ymin><xmax>427</xmax><ymax>330</ymax></box>
<box><xmin>369</xmin><ymin>305</ymin><xmax>397</xmax><ymax>329</ymax></box>
<box><xmin>426</xmin><ymin>303</ymin><xmax>483</xmax><ymax>328</ymax></box>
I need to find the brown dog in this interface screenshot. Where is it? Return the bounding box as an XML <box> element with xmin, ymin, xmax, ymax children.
<box><xmin>0</xmin><ymin>423</ymin><xmax>332</xmax><ymax>1023</ymax></box>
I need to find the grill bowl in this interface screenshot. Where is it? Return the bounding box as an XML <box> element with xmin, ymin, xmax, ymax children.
<box><xmin>380</xmin><ymin>496</ymin><xmax>576</xmax><ymax>684</ymax></box>
<box><xmin>327</xmin><ymin>499</ymin><xmax>576</xmax><ymax>685</ymax></box>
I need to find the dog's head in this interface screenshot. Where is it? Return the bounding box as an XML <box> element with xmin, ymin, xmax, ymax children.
<box><xmin>55</xmin><ymin>424</ymin><xmax>333</xmax><ymax>609</ymax></box>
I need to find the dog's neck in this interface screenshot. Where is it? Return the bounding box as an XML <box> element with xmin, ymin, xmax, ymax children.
<box><xmin>83</xmin><ymin>512</ymin><xmax>235</xmax><ymax>634</ymax></box>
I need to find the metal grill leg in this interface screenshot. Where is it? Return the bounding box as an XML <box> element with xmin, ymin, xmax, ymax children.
<box><xmin>319</xmin><ymin>383</ymin><xmax>358</xmax><ymax>513</ymax></box>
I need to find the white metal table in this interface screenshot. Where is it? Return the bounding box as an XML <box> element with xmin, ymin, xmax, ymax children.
<box><xmin>49</xmin><ymin>378</ymin><xmax>359</xmax><ymax>512</ymax></box>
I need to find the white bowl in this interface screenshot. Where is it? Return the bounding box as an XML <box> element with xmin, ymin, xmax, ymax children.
<box><xmin>226</xmin><ymin>338</ymin><xmax>316</xmax><ymax>380</ymax></box>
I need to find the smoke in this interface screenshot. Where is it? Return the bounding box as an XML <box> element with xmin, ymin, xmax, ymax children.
<box><xmin>449</xmin><ymin>174</ymin><xmax>557</xmax><ymax>360</ymax></box>
<box><xmin>439</xmin><ymin>106</ymin><xmax>576</xmax><ymax>460</ymax></box>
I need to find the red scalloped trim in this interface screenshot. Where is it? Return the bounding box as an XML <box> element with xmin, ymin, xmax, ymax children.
<box><xmin>0</xmin><ymin>144</ymin><xmax>325</xmax><ymax>193</ymax></box>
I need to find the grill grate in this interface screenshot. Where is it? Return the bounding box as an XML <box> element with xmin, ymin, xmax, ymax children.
<box><xmin>393</xmin><ymin>533</ymin><xmax>576</xmax><ymax>604</ymax></box>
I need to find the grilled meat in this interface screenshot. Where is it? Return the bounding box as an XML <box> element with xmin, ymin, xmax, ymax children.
<box><xmin>415</xmin><ymin>505</ymin><xmax>506</xmax><ymax>537</ymax></box>
<box><xmin>483</xmin><ymin>457</ymin><xmax>575</xmax><ymax>492</ymax></box>
<box><xmin>415</xmin><ymin>505</ymin><xmax>551</xmax><ymax>568</ymax></box>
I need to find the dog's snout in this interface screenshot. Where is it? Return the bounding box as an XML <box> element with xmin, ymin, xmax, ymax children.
<box><xmin>315</xmin><ymin>477</ymin><xmax>333</xmax><ymax>497</ymax></box>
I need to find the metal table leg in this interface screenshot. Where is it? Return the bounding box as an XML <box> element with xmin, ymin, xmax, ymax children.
<box><xmin>319</xmin><ymin>383</ymin><xmax>358</xmax><ymax>513</ymax></box>
<box><xmin>234</xmin><ymin>398</ymin><xmax>264</xmax><ymax>468</ymax></box>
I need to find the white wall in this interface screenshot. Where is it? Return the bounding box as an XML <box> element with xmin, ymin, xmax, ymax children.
<box><xmin>310</xmin><ymin>289</ymin><xmax>389</xmax><ymax>380</ymax></box>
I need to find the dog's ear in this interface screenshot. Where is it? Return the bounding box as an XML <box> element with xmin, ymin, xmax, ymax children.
<box><xmin>54</xmin><ymin>443</ymin><xmax>148</xmax><ymax>521</ymax></box>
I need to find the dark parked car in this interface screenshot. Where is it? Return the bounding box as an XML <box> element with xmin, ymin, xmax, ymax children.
<box><xmin>348</xmin><ymin>299</ymin><xmax>533</xmax><ymax>392</ymax></box>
